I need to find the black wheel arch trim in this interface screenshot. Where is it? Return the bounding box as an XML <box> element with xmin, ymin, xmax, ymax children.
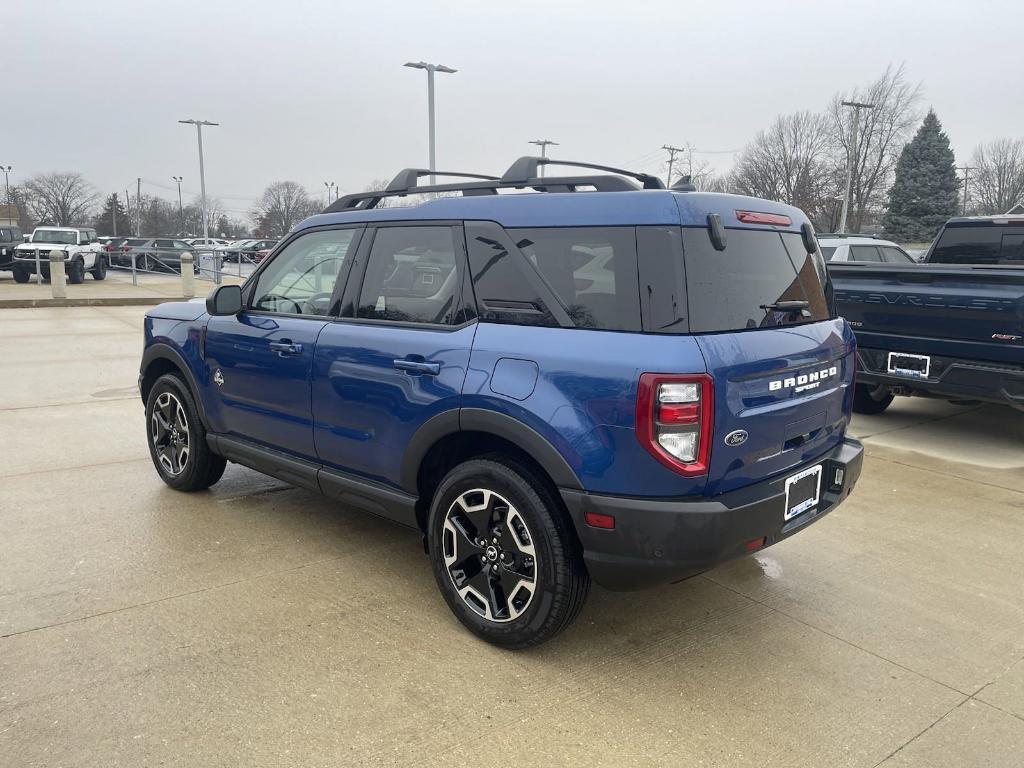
<box><xmin>399</xmin><ymin>407</ymin><xmax>583</xmax><ymax>494</ymax></box>
<box><xmin>140</xmin><ymin>343</ymin><xmax>210</xmax><ymax>429</ymax></box>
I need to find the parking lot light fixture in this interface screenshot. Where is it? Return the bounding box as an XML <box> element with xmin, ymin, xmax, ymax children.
<box><xmin>172</xmin><ymin>176</ymin><xmax>184</xmax><ymax>234</ymax></box>
<box><xmin>403</xmin><ymin>61</ymin><xmax>457</xmax><ymax>186</ymax></box>
<box><xmin>178</xmin><ymin>119</ymin><xmax>218</xmax><ymax>246</ymax></box>
<box><xmin>1</xmin><ymin>166</ymin><xmax>11</xmax><ymax>205</ymax></box>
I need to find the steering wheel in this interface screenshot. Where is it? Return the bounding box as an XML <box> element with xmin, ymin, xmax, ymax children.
<box><xmin>300</xmin><ymin>292</ymin><xmax>335</xmax><ymax>316</ymax></box>
<box><xmin>256</xmin><ymin>293</ymin><xmax>303</xmax><ymax>314</ymax></box>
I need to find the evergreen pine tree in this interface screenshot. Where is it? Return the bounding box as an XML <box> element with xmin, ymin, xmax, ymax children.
<box><xmin>93</xmin><ymin>193</ymin><xmax>129</xmax><ymax>236</ymax></box>
<box><xmin>884</xmin><ymin>109</ymin><xmax>959</xmax><ymax>242</ymax></box>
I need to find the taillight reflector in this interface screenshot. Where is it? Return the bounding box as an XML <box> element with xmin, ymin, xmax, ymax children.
<box><xmin>584</xmin><ymin>511</ymin><xmax>616</xmax><ymax>529</ymax></box>
<box><xmin>736</xmin><ymin>210</ymin><xmax>792</xmax><ymax>226</ymax></box>
<box><xmin>636</xmin><ymin>373</ymin><xmax>714</xmax><ymax>477</ymax></box>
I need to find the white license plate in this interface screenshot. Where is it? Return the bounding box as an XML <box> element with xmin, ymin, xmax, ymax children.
<box><xmin>784</xmin><ymin>464</ymin><xmax>822</xmax><ymax>521</ymax></box>
<box><xmin>887</xmin><ymin>351</ymin><xmax>930</xmax><ymax>379</ymax></box>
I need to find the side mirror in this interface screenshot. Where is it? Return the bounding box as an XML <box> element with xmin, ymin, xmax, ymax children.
<box><xmin>801</xmin><ymin>222</ymin><xmax>818</xmax><ymax>254</ymax></box>
<box><xmin>206</xmin><ymin>284</ymin><xmax>242</xmax><ymax>316</ymax></box>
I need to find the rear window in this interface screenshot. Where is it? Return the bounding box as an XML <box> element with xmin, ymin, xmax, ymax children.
<box><xmin>682</xmin><ymin>227</ymin><xmax>832</xmax><ymax>333</ymax></box>
<box><xmin>930</xmin><ymin>224</ymin><xmax>1024</xmax><ymax>264</ymax></box>
<box><xmin>510</xmin><ymin>227</ymin><xmax>641</xmax><ymax>331</ymax></box>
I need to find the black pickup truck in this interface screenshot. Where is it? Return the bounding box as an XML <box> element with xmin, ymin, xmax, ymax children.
<box><xmin>829</xmin><ymin>215</ymin><xmax>1024</xmax><ymax>414</ymax></box>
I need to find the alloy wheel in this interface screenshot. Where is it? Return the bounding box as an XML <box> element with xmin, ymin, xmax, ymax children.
<box><xmin>150</xmin><ymin>391</ymin><xmax>190</xmax><ymax>476</ymax></box>
<box><xmin>442</xmin><ymin>488</ymin><xmax>538</xmax><ymax>622</ymax></box>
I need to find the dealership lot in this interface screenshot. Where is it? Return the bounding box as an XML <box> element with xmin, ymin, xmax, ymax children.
<box><xmin>2</xmin><ymin>305</ymin><xmax>1023</xmax><ymax>767</ymax></box>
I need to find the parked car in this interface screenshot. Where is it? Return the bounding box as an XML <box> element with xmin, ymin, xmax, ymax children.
<box><xmin>138</xmin><ymin>156</ymin><xmax>864</xmax><ymax>648</ymax></box>
<box><xmin>818</xmin><ymin>234</ymin><xmax>916</xmax><ymax>264</ymax></box>
<box><xmin>110</xmin><ymin>238</ymin><xmax>193</xmax><ymax>272</ymax></box>
<box><xmin>830</xmin><ymin>215</ymin><xmax>1024</xmax><ymax>414</ymax></box>
<box><xmin>12</xmin><ymin>227</ymin><xmax>107</xmax><ymax>283</ymax></box>
<box><xmin>185</xmin><ymin>237</ymin><xmax>230</xmax><ymax>248</ymax></box>
<box><xmin>216</xmin><ymin>238</ymin><xmax>278</xmax><ymax>262</ymax></box>
<box><xmin>0</xmin><ymin>225</ymin><xmax>23</xmax><ymax>271</ymax></box>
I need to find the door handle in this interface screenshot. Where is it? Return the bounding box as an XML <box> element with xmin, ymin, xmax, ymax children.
<box><xmin>269</xmin><ymin>340</ymin><xmax>303</xmax><ymax>357</ymax></box>
<box><xmin>393</xmin><ymin>359</ymin><xmax>441</xmax><ymax>376</ymax></box>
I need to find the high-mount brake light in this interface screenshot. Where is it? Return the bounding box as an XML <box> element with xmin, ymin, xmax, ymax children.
<box><xmin>736</xmin><ymin>210</ymin><xmax>792</xmax><ymax>226</ymax></box>
<box><xmin>636</xmin><ymin>373</ymin><xmax>714</xmax><ymax>476</ymax></box>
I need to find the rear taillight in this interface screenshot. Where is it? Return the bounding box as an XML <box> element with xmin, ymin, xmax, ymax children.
<box><xmin>636</xmin><ymin>373</ymin><xmax>713</xmax><ymax>476</ymax></box>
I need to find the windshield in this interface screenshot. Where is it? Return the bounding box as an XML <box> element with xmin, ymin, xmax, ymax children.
<box><xmin>32</xmin><ymin>230</ymin><xmax>78</xmax><ymax>245</ymax></box>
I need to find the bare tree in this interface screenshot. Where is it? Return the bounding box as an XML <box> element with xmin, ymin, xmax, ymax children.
<box><xmin>971</xmin><ymin>138</ymin><xmax>1024</xmax><ymax>214</ymax></box>
<box><xmin>730</xmin><ymin>111</ymin><xmax>840</xmax><ymax>227</ymax></box>
<box><xmin>830</xmin><ymin>64</ymin><xmax>922</xmax><ymax>232</ymax></box>
<box><xmin>23</xmin><ymin>172</ymin><xmax>98</xmax><ymax>226</ymax></box>
<box><xmin>251</xmin><ymin>182</ymin><xmax>319</xmax><ymax>237</ymax></box>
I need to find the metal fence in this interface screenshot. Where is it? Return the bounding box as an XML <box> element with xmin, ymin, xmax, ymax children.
<box><xmin>106</xmin><ymin>247</ymin><xmax>262</xmax><ymax>285</ymax></box>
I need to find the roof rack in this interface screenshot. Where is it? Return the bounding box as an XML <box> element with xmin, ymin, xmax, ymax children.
<box><xmin>324</xmin><ymin>156</ymin><xmax>668</xmax><ymax>212</ymax></box>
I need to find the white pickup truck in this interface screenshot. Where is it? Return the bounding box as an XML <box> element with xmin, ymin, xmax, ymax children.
<box><xmin>12</xmin><ymin>227</ymin><xmax>107</xmax><ymax>284</ymax></box>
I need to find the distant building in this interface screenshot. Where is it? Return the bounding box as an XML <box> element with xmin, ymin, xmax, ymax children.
<box><xmin>0</xmin><ymin>203</ymin><xmax>17</xmax><ymax>227</ymax></box>
<box><xmin>1007</xmin><ymin>202</ymin><xmax>1024</xmax><ymax>215</ymax></box>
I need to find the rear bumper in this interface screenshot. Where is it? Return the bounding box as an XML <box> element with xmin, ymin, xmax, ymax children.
<box><xmin>857</xmin><ymin>347</ymin><xmax>1024</xmax><ymax>410</ymax></box>
<box><xmin>560</xmin><ymin>437</ymin><xmax>863</xmax><ymax>591</ymax></box>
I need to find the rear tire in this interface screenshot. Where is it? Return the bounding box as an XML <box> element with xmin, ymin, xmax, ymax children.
<box><xmin>427</xmin><ymin>457</ymin><xmax>590</xmax><ymax>649</ymax></box>
<box><xmin>145</xmin><ymin>373</ymin><xmax>226</xmax><ymax>491</ymax></box>
<box><xmin>91</xmin><ymin>256</ymin><xmax>107</xmax><ymax>280</ymax></box>
<box><xmin>853</xmin><ymin>383</ymin><xmax>895</xmax><ymax>414</ymax></box>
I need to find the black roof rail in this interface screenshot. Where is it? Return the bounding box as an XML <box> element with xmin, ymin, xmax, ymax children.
<box><xmin>323</xmin><ymin>156</ymin><xmax>669</xmax><ymax>212</ymax></box>
<box><xmin>501</xmin><ymin>156</ymin><xmax>665</xmax><ymax>190</ymax></box>
<box><xmin>385</xmin><ymin>168</ymin><xmax>499</xmax><ymax>192</ymax></box>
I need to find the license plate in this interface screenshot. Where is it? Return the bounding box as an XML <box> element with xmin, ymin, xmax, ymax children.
<box><xmin>887</xmin><ymin>351</ymin><xmax>930</xmax><ymax>379</ymax></box>
<box><xmin>784</xmin><ymin>464</ymin><xmax>822</xmax><ymax>521</ymax></box>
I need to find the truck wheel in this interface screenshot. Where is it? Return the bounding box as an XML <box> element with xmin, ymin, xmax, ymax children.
<box><xmin>853</xmin><ymin>383</ymin><xmax>894</xmax><ymax>414</ymax></box>
<box><xmin>91</xmin><ymin>256</ymin><xmax>107</xmax><ymax>280</ymax></box>
<box><xmin>12</xmin><ymin>266</ymin><xmax>29</xmax><ymax>283</ymax></box>
<box><xmin>427</xmin><ymin>457</ymin><xmax>590</xmax><ymax>649</ymax></box>
<box><xmin>146</xmin><ymin>373</ymin><xmax>226</xmax><ymax>491</ymax></box>
<box><xmin>67</xmin><ymin>259</ymin><xmax>85</xmax><ymax>284</ymax></box>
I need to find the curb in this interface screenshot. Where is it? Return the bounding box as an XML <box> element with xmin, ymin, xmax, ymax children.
<box><xmin>0</xmin><ymin>296</ymin><xmax>188</xmax><ymax>308</ymax></box>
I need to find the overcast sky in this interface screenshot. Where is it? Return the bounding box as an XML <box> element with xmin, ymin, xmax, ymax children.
<box><xmin>6</xmin><ymin>0</ymin><xmax>1022</xmax><ymax>217</ymax></box>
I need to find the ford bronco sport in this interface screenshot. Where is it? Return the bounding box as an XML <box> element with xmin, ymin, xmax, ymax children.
<box><xmin>139</xmin><ymin>157</ymin><xmax>864</xmax><ymax>648</ymax></box>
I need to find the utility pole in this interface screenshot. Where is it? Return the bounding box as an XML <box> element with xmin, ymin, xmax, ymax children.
<box><xmin>124</xmin><ymin>190</ymin><xmax>132</xmax><ymax>234</ymax></box>
<box><xmin>662</xmin><ymin>145</ymin><xmax>685</xmax><ymax>188</ymax></box>
<box><xmin>111</xmin><ymin>193</ymin><xmax>118</xmax><ymax>237</ymax></box>
<box><xmin>528</xmin><ymin>139</ymin><xmax>559</xmax><ymax>178</ymax></box>
<box><xmin>0</xmin><ymin>166</ymin><xmax>11</xmax><ymax>205</ymax></box>
<box><xmin>179</xmin><ymin>119</ymin><xmax>218</xmax><ymax>244</ymax></box>
<box><xmin>404</xmin><ymin>61</ymin><xmax>457</xmax><ymax>186</ymax></box>
<box><xmin>839</xmin><ymin>100</ymin><xmax>875</xmax><ymax>233</ymax></box>
<box><xmin>957</xmin><ymin>165</ymin><xmax>977</xmax><ymax>216</ymax></box>
<box><xmin>136</xmin><ymin>177</ymin><xmax>142</xmax><ymax>236</ymax></box>
<box><xmin>172</xmin><ymin>176</ymin><xmax>184</xmax><ymax>234</ymax></box>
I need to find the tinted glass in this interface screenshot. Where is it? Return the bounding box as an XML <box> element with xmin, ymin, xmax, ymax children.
<box><xmin>1001</xmin><ymin>234</ymin><xmax>1024</xmax><ymax>262</ymax></box>
<box><xmin>172</xmin><ymin>240</ymin><xmax>190</xmax><ymax>249</ymax></box>
<box><xmin>849</xmin><ymin>245</ymin><xmax>882</xmax><ymax>262</ymax></box>
<box><xmin>357</xmin><ymin>226</ymin><xmax>460</xmax><ymax>325</ymax></box>
<box><xmin>930</xmin><ymin>225</ymin><xmax>1003</xmax><ymax>264</ymax></box>
<box><xmin>820</xmin><ymin>246</ymin><xmax>838</xmax><ymax>261</ymax></box>
<box><xmin>510</xmin><ymin>227</ymin><xmax>641</xmax><ymax>331</ymax></box>
<box><xmin>465</xmin><ymin>222</ymin><xmax>558</xmax><ymax>327</ymax></box>
<box><xmin>880</xmin><ymin>246</ymin><xmax>914</xmax><ymax>264</ymax></box>
<box><xmin>0</xmin><ymin>229</ymin><xmax>9</xmax><ymax>240</ymax></box>
<box><xmin>684</xmin><ymin>228</ymin><xmax>831</xmax><ymax>333</ymax></box>
<box><xmin>637</xmin><ymin>226</ymin><xmax>688</xmax><ymax>333</ymax></box>
<box><xmin>252</xmin><ymin>228</ymin><xmax>357</xmax><ymax>316</ymax></box>
<box><xmin>154</xmin><ymin>239</ymin><xmax>173</xmax><ymax>248</ymax></box>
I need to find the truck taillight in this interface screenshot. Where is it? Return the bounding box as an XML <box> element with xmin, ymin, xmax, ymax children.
<box><xmin>636</xmin><ymin>373</ymin><xmax>713</xmax><ymax>476</ymax></box>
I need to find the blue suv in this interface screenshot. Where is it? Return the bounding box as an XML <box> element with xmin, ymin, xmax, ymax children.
<box><xmin>139</xmin><ymin>157</ymin><xmax>864</xmax><ymax>648</ymax></box>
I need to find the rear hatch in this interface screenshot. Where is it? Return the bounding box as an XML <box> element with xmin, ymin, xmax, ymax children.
<box><xmin>680</xmin><ymin>226</ymin><xmax>855</xmax><ymax>495</ymax></box>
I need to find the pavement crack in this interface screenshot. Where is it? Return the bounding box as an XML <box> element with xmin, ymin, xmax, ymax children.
<box><xmin>868</xmin><ymin>695</ymin><xmax>971</xmax><ymax>768</ymax></box>
<box><xmin>877</xmin><ymin>455</ymin><xmax>1024</xmax><ymax>497</ymax></box>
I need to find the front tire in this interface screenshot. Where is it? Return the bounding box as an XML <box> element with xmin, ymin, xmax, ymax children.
<box><xmin>67</xmin><ymin>259</ymin><xmax>85</xmax><ymax>284</ymax></box>
<box><xmin>145</xmin><ymin>373</ymin><xmax>226</xmax><ymax>491</ymax></box>
<box><xmin>853</xmin><ymin>383</ymin><xmax>895</xmax><ymax>414</ymax></box>
<box><xmin>12</xmin><ymin>266</ymin><xmax>29</xmax><ymax>283</ymax></box>
<box><xmin>427</xmin><ymin>457</ymin><xmax>590</xmax><ymax>649</ymax></box>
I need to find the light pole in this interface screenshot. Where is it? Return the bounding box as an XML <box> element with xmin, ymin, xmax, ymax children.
<box><xmin>404</xmin><ymin>61</ymin><xmax>457</xmax><ymax>186</ymax></box>
<box><xmin>0</xmin><ymin>166</ymin><xmax>11</xmax><ymax>205</ymax></box>
<box><xmin>528</xmin><ymin>140</ymin><xmax>559</xmax><ymax>178</ymax></box>
<box><xmin>178</xmin><ymin>119</ymin><xmax>218</xmax><ymax>243</ymax></box>
<box><xmin>172</xmin><ymin>176</ymin><xmax>184</xmax><ymax>234</ymax></box>
<box><xmin>839</xmin><ymin>101</ymin><xmax>875</xmax><ymax>233</ymax></box>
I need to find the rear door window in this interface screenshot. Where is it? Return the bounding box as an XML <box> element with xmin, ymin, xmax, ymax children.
<box><xmin>508</xmin><ymin>227</ymin><xmax>640</xmax><ymax>331</ymax></box>
<box><xmin>880</xmin><ymin>246</ymin><xmax>914</xmax><ymax>264</ymax></box>
<box><xmin>849</xmin><ymin>245</ymin><xmax>883</xmax><ymax>262</ymax></box>
<box><xmin>683</xmin><ymin>227</ymin><xmax>831</xmax><ymax>333</ymax></box>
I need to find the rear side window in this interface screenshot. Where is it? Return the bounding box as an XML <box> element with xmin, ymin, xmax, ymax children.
<box><xmin>849</xmin><ymin>245</ymin><xmax>882</xmax><ymax>262</ymax></box>
<box><xmin>880</xmin><ymin>246</ymin><xmax>914</xmax><ymax>264</ymax></box>
<box><xmin>930</xmin><ymin>225</ymin><xmax>1006</xmax><ymax>264</ymax></box>
<box><xmin>1001</xmin><ymin>233</ymin><xmax>1024</xmax><ymax>262</ymax></box>
<box><xmin>820</xmin><ymin>246</ymin><xmax>838</xmax><ymax>261</ymax></box>
<box><xmin>684</xmin><ymin>228</ymin><xmax>832</xmax><ymax>333</ymax></box>
<box><xmin>510</xmin><ymin>227</ymin><xmax>640</xmax><ymax>331</ymax></box>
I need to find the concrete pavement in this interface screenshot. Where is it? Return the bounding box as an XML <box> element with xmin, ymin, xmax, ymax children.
<box><xmin>1</xmin><ymin>305</ymin><xmax>1023</xmax><ymax>767</ymax></box>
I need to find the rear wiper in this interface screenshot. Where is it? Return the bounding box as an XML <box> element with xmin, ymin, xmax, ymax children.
<box><xmin>761</xmin><ymin>300</ymin><xmax>810</xmax><ymax>315</ymax></box>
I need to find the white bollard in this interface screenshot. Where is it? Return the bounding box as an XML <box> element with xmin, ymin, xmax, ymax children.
<box><xmin>49</xmin><ymin>249</ymin><xmax>67</xmax><ymax>299</ymax></box>
<box><xmin>180</xmin><ymin>252</ymin><xmax>195</xmax><ymax>299</ymax></box>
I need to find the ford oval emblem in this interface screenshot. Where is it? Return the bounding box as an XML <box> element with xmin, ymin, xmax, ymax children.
<box><xmin>724</xmin><ymin>429</ymin><xmax>748</xmax><ymax>447</ymax></box>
